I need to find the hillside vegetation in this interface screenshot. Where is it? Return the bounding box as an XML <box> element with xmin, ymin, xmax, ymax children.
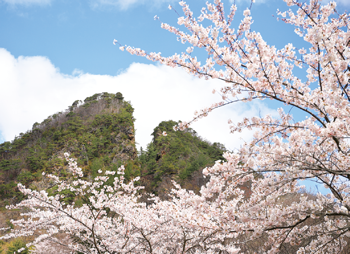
<box><xmin>0</xmin><ymin>92</ymin><xmax>228</xmax><ymax>253</ymax></box>
<box><xmin>140</xmin><ymin>120</ymin><xmax>226</xmax><ymax>198</ymax></box>
<box><xmin>0</xmin><ymin>92</ymin><xmax>138</xmax><ymax>207</ymax></box>
<box><xmin>0</xmin><ymin>93</ymin><xmax>226</xmax><ymax>206</ymax></box>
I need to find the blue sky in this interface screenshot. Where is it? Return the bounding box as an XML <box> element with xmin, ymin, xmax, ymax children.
<box><xmin>0</xmin><ymin>0</ymin><xmax>349</xmax><ymax>192</ymax></box>
<box><xmin>0</xmin><ymin>0</ymin><xmax>303</xmax><ymax>76</ymax></box>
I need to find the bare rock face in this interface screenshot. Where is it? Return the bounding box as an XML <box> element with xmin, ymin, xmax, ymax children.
<box><xmin>180</xmin><ymin>169</ymin><xmax>209</xmax><ymax>194</ymax></box>
<box><xmin>155</xmin><ymin>171</ymin><xmax>209</xmax><ymax>200</ymax></box>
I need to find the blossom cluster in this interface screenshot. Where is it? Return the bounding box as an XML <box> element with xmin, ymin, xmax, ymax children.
<box><xmin>119</xmin><ymin>0</ymin><xmax>350</xmax><ymax>251</ymax></box>
<box><xmin>1</xmin><ymin>154</ymin><xmax>240</xmax><ymax>253</ymax></box>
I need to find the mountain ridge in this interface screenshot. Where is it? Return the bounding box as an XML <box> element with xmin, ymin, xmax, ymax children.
<box><xmin>0</xmin><ymin>92</ymin><xmax>228</xmax><ymax>253</ymax></box>
<box><xmin>0</xmin><ymin>92</ymin><xmax>226</xmax><ymax>206</ymax></box>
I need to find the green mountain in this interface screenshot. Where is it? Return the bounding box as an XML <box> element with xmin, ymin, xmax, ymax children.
<box><xmin>0</xmin><ymin>92</ymin><xmax>139</xmax><ymax>206</ymax></box>
<box><xmin>0</xmin><ymin>92</ymin><xmax>228</xmax><ymax>253</ymax></box>
<box><xmin>0</xmin><ymin>93</ymin><xmax>226</xmax><ymax>206</ymax></box>
<box><xmin>139</xmin><ymin>120</ymin><xmax>226</xmax><ymax>199</ymax></box>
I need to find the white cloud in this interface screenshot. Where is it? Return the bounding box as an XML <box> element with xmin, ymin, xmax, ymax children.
<box><xmin>1</xmin><ymin>0</ymin><xmax>52</xmax><ymax>6</ymax></box>
<box><xmin>90</xmin><ymin>0</ymin><xmax>140</xmax><ymax>10</ymax></box>
<box><xmin>0</xmin><ymin>48</ymin><xmax>277</xmax><ymax>151</ymax></box>
<box><xmin>328</xmin><ymin>0</ymin><xmax>350</xmax><ymax>7</ymax></box>
<box><xmin>229</xmin><ymin>0</ymin><xmax>267</xmax><ymax>5</ymax></box>
<box><xmin>90</xmin><ymin>0</ymin><xmax>176</xmax><ymax>10</ymax></box>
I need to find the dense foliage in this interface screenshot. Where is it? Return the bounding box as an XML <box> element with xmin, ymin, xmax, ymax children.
<box><xmin>140</xmin><ymin>120</ymin><xmax>226</xmax><ymax>196</ymax></box>
<box><xmin>0</xmin><ymin>128</ymin><xmax>240</xmax><ymax>254</ymax></box>
<box><xmin>0</xmin><ymin>92</ymin><xmax>139</xmax><ymax>206</ymax></box>
<box><xmin>0</xmin><ymin>93</ymin><xmax>226</xmax><ymax>207</ymax></box>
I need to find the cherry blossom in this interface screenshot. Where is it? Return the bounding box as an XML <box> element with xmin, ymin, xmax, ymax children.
<box><xmin>119</xmin><ymin>0</ymin><xmax>350</xmax><ymax>251</ymax></box>
<box><xmin>1</xmin><ymin>154</ymin><xmax>240</xmax><ymax>253</ymax></box>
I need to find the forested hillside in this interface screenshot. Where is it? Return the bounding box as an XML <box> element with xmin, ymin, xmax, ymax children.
<box><xmin>140</xmin><ymin>120</ymin><xmax>226</xmax><ymax>199</ymax></box>
<box><xmin>0</xmin><ymin>92</ymin><xmax>228</xmax><ymax>252</ymax></box>
<box><xmin>0</xmin><ymin>93</ymin><xmax>226</xmax><ymax>207</ymax></box>
<box><xmin>0</xmin><ymin>92</ymin><xmax>139</xmax><ymax>207</ymax></box>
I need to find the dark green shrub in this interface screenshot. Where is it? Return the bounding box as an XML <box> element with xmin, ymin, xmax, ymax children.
<box><xmin>17</xmin><ymin>171</ymin><xmax>34</xmax><ymax>185</ymax></box>
<box><xmin>6</xmin><ymin>239</ymin><xmax>29</xmax><ymax>254</ymax></box>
